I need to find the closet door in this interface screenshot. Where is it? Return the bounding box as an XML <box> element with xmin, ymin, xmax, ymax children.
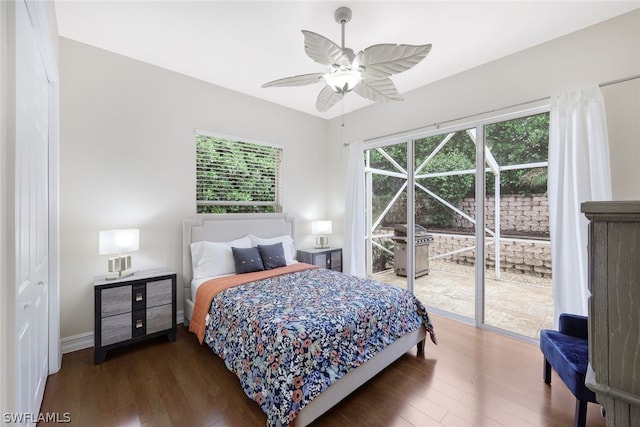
<box><xmin>15</xmin><ymin>0</ymin><xmax>50</xmax><ymax>421</ymax></box>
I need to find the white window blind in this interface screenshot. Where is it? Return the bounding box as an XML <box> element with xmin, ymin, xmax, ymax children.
<box><xmin>196</xmin><ymin>132</ymin><xmax>282</xmax><ymax>213</ymax></box>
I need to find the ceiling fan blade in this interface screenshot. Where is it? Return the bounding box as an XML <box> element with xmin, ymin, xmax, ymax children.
<box><xmin>356</xmin><ymin>43</ymin><xmax>432</xmax><ymax>80</ymax></box>
<box><xmin>302</xmin><ymin>30</ymin><xmax>345</xmax><ymax>67</ymax></box>
<box><xmin>261</xmin><ymin>73</ymin><xmax>326</xmax><ymax>88</ymax></box>
<box><xmin>316</xmin><ymin>85</ymin><xmax>343</xmax><ymax>112</ymax></box>
<box><xmin>353</xmin><ymin>78</ymin><xmax>404</xmax><ymax>103</ymax></box>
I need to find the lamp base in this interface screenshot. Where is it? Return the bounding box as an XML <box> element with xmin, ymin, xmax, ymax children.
<box><xmin>315</xmin><ymin>236</ymin><xmax>329</xmax><ymax>249</ymax></box>
<box><xmin>105</xmin><ymin>255</ymin><xmax>135</xmax><ymax>280</ymax></box>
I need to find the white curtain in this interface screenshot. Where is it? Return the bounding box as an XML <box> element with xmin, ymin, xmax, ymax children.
<box><xmin>548</xmin><ymin>85</ymin><xmax>612</xmax><ymax>323</ymax></box>
<box><xmin>343</xmin><ymin>141</ymin><xmax>366</xmax><ymax>277</ymax></box>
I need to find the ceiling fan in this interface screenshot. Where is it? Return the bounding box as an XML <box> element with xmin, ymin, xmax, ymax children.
<box><xmin>261</xmin><ymin>6</ymin><xmax>432</xmax><ymax>112</ymax></box>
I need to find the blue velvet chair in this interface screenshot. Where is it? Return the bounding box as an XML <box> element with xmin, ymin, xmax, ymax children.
<box><xmin>540</xmin><ymin>313</ymin><xmax>598</xmax><ymax>427</ymax></box>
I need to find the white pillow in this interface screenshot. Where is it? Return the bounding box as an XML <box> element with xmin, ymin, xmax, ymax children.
<box><xmin>190</xmin><ymin>235</ymin><xmax>252</xmax><ymax>279</ymax></box>
<box><xmin>250</xmin><ymin>234</ymin><xmax>296</xmax><ymax>265</ymax></box>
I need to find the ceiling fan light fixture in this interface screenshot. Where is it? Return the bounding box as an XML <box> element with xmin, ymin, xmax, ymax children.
<box><xmin>325</xmin><ymin>69</ymin><xmax>362</xmax><ymax>93</ymax></box>
<box><xmin>261</xmin><ymin>6</ymin><xmax>431</xmax><ymax>112</ymax></box>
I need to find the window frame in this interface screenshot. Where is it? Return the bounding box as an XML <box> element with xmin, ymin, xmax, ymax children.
<box><xmin>195</xmin><ymin>129</ymin><xmax>283</xmax><ymax>214</ymax></box>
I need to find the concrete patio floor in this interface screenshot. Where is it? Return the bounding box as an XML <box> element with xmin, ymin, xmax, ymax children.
<box><xmin>372</xmin><ymin>260</ymin><xmax>554</xmax><ymax>339</ymax></box>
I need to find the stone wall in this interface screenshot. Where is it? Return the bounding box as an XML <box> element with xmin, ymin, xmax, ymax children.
<box><xmin>376</xmin><ymin>194</ymin><xmax>552</xmax><ymax>278</ymax></box>
<box><xmin>454</xmin><ymin>194</ymin><xmax>549</xmax><ymax>236</ymax></box>
<box><xmin>428</xmin><ymin>233</ymin><xmax>552</xmax><ymax>278</ymax></box>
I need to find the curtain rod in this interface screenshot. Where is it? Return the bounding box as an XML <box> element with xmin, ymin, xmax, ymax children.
<box><xmin>600</xmin><ymin>74</ymin><xmax>640</xmax><ymax>88</ymax></box>
<box><xmin>353</xmin><ymin>74</ymin><xmax>640</xmax><ymax>145</ymax></box>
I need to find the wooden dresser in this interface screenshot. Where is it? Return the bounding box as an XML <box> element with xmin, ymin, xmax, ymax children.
<box><xmin>582</xmin><ymin>201</ymin><xmax>640</xmax><ymax>425</ymax></box>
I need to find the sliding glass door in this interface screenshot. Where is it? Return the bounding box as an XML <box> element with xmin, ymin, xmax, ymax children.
<box><xmin>364</xmin><ymin>108</ymin><xmax>553</xmax><ymax>340</ymax></box>
<box><xmin>413</xmin><ymin>128</ymin><xmax>477</xmax><ymax>320</ymax></box>
<box><xmin>483</xmin><ymin>113</ymin><xmax>553</xmax><ymax>338</ymax></box>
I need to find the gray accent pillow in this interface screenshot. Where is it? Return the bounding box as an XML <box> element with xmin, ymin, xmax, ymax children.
<box><xmin>258</xmin><ymin>243</ymin><xmax>287</xmax><ymax>270</ymax></box>
<box><xmin>231</xmin><ymin>246</ymin><xmax>264</xmax><ymax>274</ymax></box>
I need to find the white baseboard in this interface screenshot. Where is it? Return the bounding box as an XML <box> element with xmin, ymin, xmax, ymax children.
<box><xmin>60</xmin><ymin>331</ymin><xmax>94</xmax><ymax>354</ymax></box>
<box><xmin>60</xmin><ymin>310</ymin><xmax>185</xmax><ymax>354</ymax></box>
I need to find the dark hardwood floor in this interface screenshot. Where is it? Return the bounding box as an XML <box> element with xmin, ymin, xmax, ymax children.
<box><xmin>39</xmin><ymin>314</ymin><xmax>606</xmax><ymax>426</ymax></box>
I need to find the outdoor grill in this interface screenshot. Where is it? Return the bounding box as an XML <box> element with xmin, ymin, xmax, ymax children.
<box><xmin>390</xmin><ymin>224</ymin><xmax>433</xmax><ymax>278</ymax></box>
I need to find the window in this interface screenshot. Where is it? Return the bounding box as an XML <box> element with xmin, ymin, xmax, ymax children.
<box><xmin>196</xmin><ymin>131</ymin><xmax>282</xmax><ymax>213</ymax></box>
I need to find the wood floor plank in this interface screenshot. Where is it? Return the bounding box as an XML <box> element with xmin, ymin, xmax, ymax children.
<box><xmin>38</xmin><ymin>314</ymin><xmax>606</xmax><ymax>427</ymax></box>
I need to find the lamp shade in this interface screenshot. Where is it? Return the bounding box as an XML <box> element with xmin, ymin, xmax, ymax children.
<box><xmin>311</xmin><ymin>220</ymin><xmax>332</xmax><ymax>235</ymax></box>
<box><xmin>99</xmin><ymin>229</ymin><xmax>139</xmax><ymax>255</ymax></box>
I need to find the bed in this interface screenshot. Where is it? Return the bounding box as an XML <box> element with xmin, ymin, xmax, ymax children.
<box><xmin>183</xmin><ymin>213</ymin><xmax>436</xmax><ymax>427</ymax></box>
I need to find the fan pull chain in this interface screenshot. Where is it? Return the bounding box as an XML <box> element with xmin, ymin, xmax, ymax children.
<box><xmin>340</xmin><ymin>96</ymin><xmax>346</xmax><ymax>160</ymax></box>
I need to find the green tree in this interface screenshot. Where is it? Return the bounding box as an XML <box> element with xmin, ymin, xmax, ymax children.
<box><xmin>196</xmin><ymin>134</ymin><xmax>280</xmax><ymax>213</ymax></box>
<box><xmin>368</xmin><ymin>112</ymin><xmax>549</xmax><ymax>229</ymax></box>
<box><xmin>485</xmin><ymin>113</ymin><xmax>549</xmax><ymax>195</ymax></box>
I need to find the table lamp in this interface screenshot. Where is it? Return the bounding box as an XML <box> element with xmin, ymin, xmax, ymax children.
<box><xmin>312</xmin><ymin>220</ymin><xmax>332</xmax><ymax>249</ymax></box>
<box><xmin>99</xmin><ymin>229</ymin><xmax>139</xmax><ymax>280</ymax></box>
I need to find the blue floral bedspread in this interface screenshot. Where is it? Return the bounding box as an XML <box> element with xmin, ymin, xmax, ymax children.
<box><xmin>203</xmin><ymin>267</ymin><xmax>436</xmax><ymax>426</ymax></box>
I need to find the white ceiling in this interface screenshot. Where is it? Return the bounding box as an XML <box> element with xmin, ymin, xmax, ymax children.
<box><xmin>55</xmin><ymin>1</ymin><xmax>640</xmax><ymax>120</ymax></box>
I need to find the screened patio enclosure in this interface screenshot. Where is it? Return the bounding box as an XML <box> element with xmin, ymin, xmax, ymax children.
<box><xmin>364</xmin><ymin>111</ymin><xmax>553</xmax><ymax>340</ymax></box>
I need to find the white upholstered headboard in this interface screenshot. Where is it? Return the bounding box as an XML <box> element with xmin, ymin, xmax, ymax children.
<box><xmin>182</xmin><ymin>213</ymin><xmax>295</xmax><ymax>325</ymax></box>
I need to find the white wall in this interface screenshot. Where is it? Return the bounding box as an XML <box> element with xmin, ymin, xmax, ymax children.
<box><xmin>602</xmin><ymin>78</ymin><xmax>640</xmax><ymax>199</ymax></box>
<box><xmin>326</xmin><ymin>9</ymin><xmax>640</xmax><ymax>245</ymax></box>
<box><xmin>59</xmin><ymin>38</ymin><xmax>329</xmax><ymax>340</ymax></box>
